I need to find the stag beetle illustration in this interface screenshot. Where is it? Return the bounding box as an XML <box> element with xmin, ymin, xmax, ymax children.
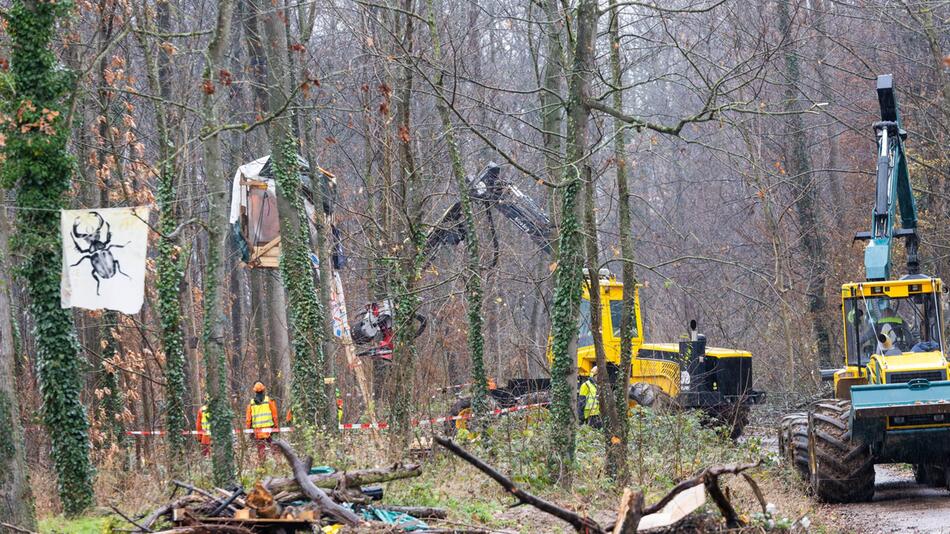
<box><xmin>70</xmin><ymin>211</ymin><xmax>130</xmax><ymax>295</ymax></box>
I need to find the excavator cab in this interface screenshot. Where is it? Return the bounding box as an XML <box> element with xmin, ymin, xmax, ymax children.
<box><xmin>834</xmin><ymin>276</ymin><xmax>949</xmax><ymax>396</ymax></box>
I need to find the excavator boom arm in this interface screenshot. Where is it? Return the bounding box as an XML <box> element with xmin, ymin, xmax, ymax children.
<box><xmin>854</xmin><ymin>75</ymin><xmax>918</xmax><ymax>281</ymax></box>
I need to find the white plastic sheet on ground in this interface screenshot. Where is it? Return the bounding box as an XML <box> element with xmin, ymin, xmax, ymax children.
<box><xmin>60</xmin><ymin>207</ymin><xmax>150</xmax><ymax>314</ymax></box>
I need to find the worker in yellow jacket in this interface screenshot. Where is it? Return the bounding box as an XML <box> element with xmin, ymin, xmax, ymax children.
<box><xmin>245</xmin><ymin>381</ymin><xmax>278</xmax><ymax>459</ymax></box>
<box><xmin>578</xmin><ymin>366</ymin><xmax>602</xmax><ymax>428</ymax></box>
<box><xmin>196</xmin><ymin>401</ymin><xmax>212</xmax><ymax>456</ymax></box>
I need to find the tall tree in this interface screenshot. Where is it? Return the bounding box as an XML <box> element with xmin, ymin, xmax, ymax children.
<box><xmin>199</xmin><ymin>0</ymin><xmax>238</xmax><ymax>486</ymax></box>
<box><xmin>777</xmin><ymin>0</ymin><xmax>830</xmax><ymax>367</ymax></box>
<box><xmin>0</xmin><ymin>207</ymin><xmax>35</xmax><ymax>529</ymax></box>
<box><xmin>607</xmin><ymin>0</ymin><xmax>633</xmax><ymax>487</ymax></box>
<box><xmin>1</xmin><ymin>0</ymin><xmax>95</xmax><ymax>516</ymax></box>
<box><xmin>425</xmin><ymin>0</ymin><xmax>489</xmax><ymax>421</ymax></box>
<box><xmin>387</xmin><ymin>0</ymin><xmax>424</xmax><ymax>445</ymax></box>
<box><xmin>547</xmin><ymin>0</ymin><xmax>597</xmax><ymax>483</ymax></box>
<box><xmin>252</xmin><ymin>0</ymin><xmax>330</xmax><ymax>427</ymax></box>
<box><xmin>134</xmin><ymin>0</ymin><xmax>190</xmax><ymax>468</ymax></box>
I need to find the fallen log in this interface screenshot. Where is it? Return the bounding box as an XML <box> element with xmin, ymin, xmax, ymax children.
<box><xmin>272</xmin><ymin>439</ymin><xmax>363</xmax><ymax>526</ymax></box>
<box><xmin>265</xmin><ymin>461</ymin><xmax>421</xmax><ymax>495</ymax></box>
<box><xmin>151</xmin><ymin>527</ymin><xmax>252</xmax><ymax>534</ymax></box>
<box><xmin>434</xmin><ymin>436</ymin><xmax>604</xmax><ymax>533</ymax></box>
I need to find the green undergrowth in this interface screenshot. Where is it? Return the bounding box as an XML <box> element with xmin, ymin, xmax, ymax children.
<box><xmin>38</xmin><ymin>516</ymin><xmax>110</xmax><ymax>534</ymax></box>
<box><xmin>381</xmin><ymin>409</ymin><xmax>767</xmax><ymax>529</ymax></box>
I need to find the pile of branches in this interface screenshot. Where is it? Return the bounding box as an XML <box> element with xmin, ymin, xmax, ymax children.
<box><xmin>124</xmin><ymin>439</ymin><xmax>446</xmax><ymax>533</ymax></box>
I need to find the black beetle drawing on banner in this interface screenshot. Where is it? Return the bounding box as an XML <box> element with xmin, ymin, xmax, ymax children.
<box><xmin>70</xmin><ymin>211</ymin><xmax>131</xmax><ymax>295</ymax></box>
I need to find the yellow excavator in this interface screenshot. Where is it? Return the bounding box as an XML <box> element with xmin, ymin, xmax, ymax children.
<box><xmin>444</xmin><ymin>268</ymin><xmax>763</xmax><ymax>437</ymax></box>
<box><xmin>368</xmin><ymin>163</ymin><xmax>764</xmax><ymax>437</ymax></box>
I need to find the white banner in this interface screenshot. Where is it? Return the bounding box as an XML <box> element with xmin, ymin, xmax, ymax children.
<box><xmin>61</xmin><ymin>207</ymin><xmax>150</xmax><ymax>314</ymax></box>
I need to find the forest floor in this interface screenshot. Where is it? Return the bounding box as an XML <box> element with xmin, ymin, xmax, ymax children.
<box><xmin>31</xmin><ymin>411</ymin><xmax>950</xmax><ymax>533</ymax></box>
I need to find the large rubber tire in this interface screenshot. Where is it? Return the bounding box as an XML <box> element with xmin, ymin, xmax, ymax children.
<box><xmin>913</xmin><ymin>464</ymin><xmax>946</xmax><ymax>487</ymax></box>
<box><xmin>630</xmin><ymin>382</ymin><xmax>675</xmax><ymax>411</ymax></box>
<box><xmin>779</xmin><ymin>412</ymin><xmax>809</xmax><ymax>478</ymax></box>
<box><xmin>807</xmin><ymin>400</ymin><xmax>875</xmax><ymax>503</ymax></box>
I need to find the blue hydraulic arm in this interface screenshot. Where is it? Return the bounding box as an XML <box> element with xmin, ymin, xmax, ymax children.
<box><xmin>854</xmin><ymin>75</ymin><xmax>919</xmax><ymax>281</ymax></box>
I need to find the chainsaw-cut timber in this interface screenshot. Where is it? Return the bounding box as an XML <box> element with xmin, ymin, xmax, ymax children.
<box><xmin>134</xmin><ymin>496</ymin><xmax>204</xmax><ymax>532</ymax></box>
<box><xmin>265</xmin><ymin>461</ymin><xmax>421</xmax><ymax>494</ymax></box>
<box><xmin>272</xmin><ymin>439</ymin><xmax>362</xmax><ymax>526</ymax></box>
<box><xmin>245</xmin><ymin>482</ymin><xmax>280</xmax><ymax>518</ymax></box>
<box><xmin>152</xmin><ymin>527</ymin><xmax>253</xmax><ymax>534</ymax></box>
<box><xmin>612</xmin><ymin>488</ymin><xmax>643</xmax><ymax>534</ymax></box>
<box><xmin>437</xmin><ymin>435</ymin><xmax>762</xmax><ymax>533</ymax></box>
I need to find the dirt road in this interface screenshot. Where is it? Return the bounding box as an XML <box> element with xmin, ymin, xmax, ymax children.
<box><xmin>818</xmin><ymin>464</ymin><xmax>950</xmax><ymax>533</ymax></box>
<box><xmin>755</xmin><ymin>429</ymin><xmax>950</xmax><ymax>533</ymax></box>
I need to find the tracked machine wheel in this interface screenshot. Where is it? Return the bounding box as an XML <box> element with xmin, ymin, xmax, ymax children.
<box><xmin>779</xmin><ymin>412</ymin><xmax>809</xmax><ymax>478</ymax></box>
<box><xmin>913</xmin><ymin>464</ymin><xmax>946</xmax><ymax>487</ymax></box>
<box><xmin>807</xmin><ymin>400</ymin><xmax>875</xmax><ymax>503</ymax></box>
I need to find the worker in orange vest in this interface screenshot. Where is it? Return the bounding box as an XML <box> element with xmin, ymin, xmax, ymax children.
<box><xmin>196</xmin><ymin>401</ymin><xmax>212</xmax><ymax>456</ymax></box>
<box><xmin>245</xmin><ymin>381</ymin><xmax>278</xmax><ymax>459</ymax></box>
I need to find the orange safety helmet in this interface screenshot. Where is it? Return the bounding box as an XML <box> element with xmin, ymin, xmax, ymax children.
<box><xmin>253</xmin><ymin>381</ymin><xmax>266</xmax><ymax>393</ymax></box>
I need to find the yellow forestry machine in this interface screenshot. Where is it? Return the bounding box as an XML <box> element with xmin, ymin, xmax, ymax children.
<box><xmin>778</xmin><ymin>75</ymin><xmax>950</xmax><ymax>502</ymax></box>
<box><xmin>349</xmin><ymin>163</ymin><xmax>764</xmax><ymax>437</ymax></box>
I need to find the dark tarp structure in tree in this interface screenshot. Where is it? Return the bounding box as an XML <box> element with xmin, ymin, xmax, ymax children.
<box><xmin>228</xmin><ymin>154</ymin><xmax>343</xmax><ymax>268</ymax></box>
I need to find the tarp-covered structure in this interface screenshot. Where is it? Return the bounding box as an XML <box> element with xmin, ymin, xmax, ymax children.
<box><xmin>229</xmin><ymin>154</ymin><xmax>340</xmax><ymax>268</ymax></box>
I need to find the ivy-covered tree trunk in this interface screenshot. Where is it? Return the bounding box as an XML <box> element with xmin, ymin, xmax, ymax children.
<box><xmin>253</xmin><ymin>0</ymin><xmax>330</xmax><ymax>428</ymax></box>
<box><xmin>547</xmin><ymin>0</ymin><xmax>596</xmax><ymax>484</ymax></box>
<box><xmin>607</xmin><ymin>0</ymin><xmax>631</xmax><ymax>486</ymax></box>
<box><xmin>426</xmin><ymin>0</ymin><xmax>489</xmax><ymax>420</ymax></box>
<box><xmin>98</xmin><ymin>311</ymin><xmax>126</xmax><ymax>451</ymax></box>
<box><xmin>135</xmin><ymin>0</ymin><xmax>189</xmax><ymax>469</ymax></box>
<box><xmin>273</xmin><ymin>138</ymin><xmax>330</xmax><ymax>427</ymax></box>
<box><xmin>199</xmin><ymin>0</ymin><xmax>238</xmax><ymax>486</ymax></box>
<box><xmin>777</xmin><ymin>0</ymin><xmax>830</xmax><ymax>367</ymax></box>
<box><xmin>388</xmin><ymin>0</ymin><xmax>422</xmax><ymax>447</ymax></box>
<box><xmin>0</xmin><ymin>208</ymin><xmax>35</xmax><ymax>529</ymax></box>
<box><xmin>1</xmin><ymin>0</ymin><xmax>95</xmax><ymax>516</ymax></box>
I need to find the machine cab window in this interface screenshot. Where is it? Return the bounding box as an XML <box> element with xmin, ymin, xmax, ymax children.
<box><xmin>577</xmin><ymin>298</ymin><xmax>639</xmax><ymax>348</ymax></box>
<box><xmin>844</xmin><ymin>290</ymin><xmax>943</xmax><ymax>366</ymax></box>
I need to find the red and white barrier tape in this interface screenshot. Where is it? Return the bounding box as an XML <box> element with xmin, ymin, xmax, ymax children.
<box><xmin>338</xmin><ymin>402</ymin><xmax>549</xmax><ymax>431</ymax></box>
<box><xmin>126</xmin><ymin>427</ymin><xmax>293</xmax><ymax>436</ymax></box>
<box><xmin>126</xmin><ymin>402</ymin><xmax>550</xmax><ymax>436</ymax></box>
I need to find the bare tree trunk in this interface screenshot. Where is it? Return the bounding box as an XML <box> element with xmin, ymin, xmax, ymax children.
<box><xmin>267</xmin><ymin>274</ymin><xmax>292</xmax><ymax>407</ymax></box>
<box><xmin>582</xmin><ymin>167</ymin><xmax>623</xmax><ymax>479</ymax></box>
<box><xmin>607</xmin><ymin>0</ymin><xmax>631</xmax><ymax>486</ymax></box>
<box><xmin>200</xmin><ymin>0</ymin><xmax>238</xmax><ymax>486</ymax></box>
<box><xmin>0</xmin><ymin>207</ymin><xmax>35</xmax><ymax>530</ymax></box>
<box><xmin>388</xmin><ymin>0</ymin><xmax>422</xmax><ymax>447</ymax></box>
